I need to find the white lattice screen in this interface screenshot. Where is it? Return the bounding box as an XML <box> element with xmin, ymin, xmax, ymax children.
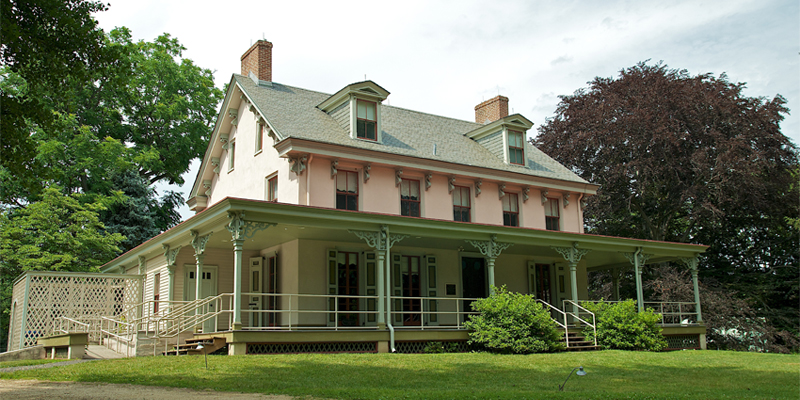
<box><xmin>7</xmin><ymin>271</ymin><xmax>143</xmax><ymax>350</ymax></box>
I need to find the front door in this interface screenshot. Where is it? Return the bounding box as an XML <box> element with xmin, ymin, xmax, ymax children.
<box><xmin>185</xmin><ymin>265</ymin><xmax>218</xmax><ymax>333</ymax></box>
<box><xmin>461</xmin><ymin>257</ymin><xmax>486</xmax><ymax>321</ymax></box>
<box><xmin>401</xmin><ymin>255</ymin><xmax>421</xmax><ymax>326</ymax></box>
<box><xmin>533</xmin><ymin>264</ymin><xmax>553</xmax><ymax>304</ymax></box>
<box><xmin>337</xmin><ymin>252</ymin><xmax>359</xmax><ymax>327</ymax></box>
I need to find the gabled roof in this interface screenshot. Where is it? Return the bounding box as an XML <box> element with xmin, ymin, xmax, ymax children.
<box><xmin>233</xmin><ymin>74</ymin><xmax>589</xmax><ymax>184</ymax></box>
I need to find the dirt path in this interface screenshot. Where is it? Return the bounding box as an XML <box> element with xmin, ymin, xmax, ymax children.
<box><xmin>0</xmin><ymin>380</ymin><xmax>305</xmax><ymax>399</ymax></box>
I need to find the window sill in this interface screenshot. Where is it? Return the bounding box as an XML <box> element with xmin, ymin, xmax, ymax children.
<box><xmin>254</xmin><ymin>149</ymin><xmax>263</xmax><ymax>156</ymax></box>
<box><xmin>228</xmin><ymin>168</ymin><xmax>235</xmax><ymax>174</ymax></box>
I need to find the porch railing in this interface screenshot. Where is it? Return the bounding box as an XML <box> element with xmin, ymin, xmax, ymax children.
<box><xmin>563</xmin><ymin>300</ymin><xmax>597</xmax><ymax>346</ymax></box>
<box><xmin>579</xmin><ymin>300</ymin><xmax>701</xmax><ymax>326</ymax></box>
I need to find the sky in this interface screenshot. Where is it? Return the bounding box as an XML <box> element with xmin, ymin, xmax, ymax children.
<box><xmin>94</xmin><ymin>0</ymin><xmax>800</xmax><ymax>220</ymax></box>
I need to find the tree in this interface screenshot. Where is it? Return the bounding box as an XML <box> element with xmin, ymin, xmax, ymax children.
<box><xmin>535</xmin><ymin>62</ymin><xmax>799</xmax><ymax>350</ymax></box>
<box><xmin>1</xmin><ymin>0</ymin><xmax>111</xmax><ymax>182</ymax></box>
<box><xmin>0</xmin><ymin>187</ymin><xmax>125</xmax><ymax>350</ymax></box>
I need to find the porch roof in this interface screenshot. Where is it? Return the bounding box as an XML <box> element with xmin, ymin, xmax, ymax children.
<box><xmin>101</xmin><ymin>198</ymin><xmax>707</xmax><ymax>273</ymax></box>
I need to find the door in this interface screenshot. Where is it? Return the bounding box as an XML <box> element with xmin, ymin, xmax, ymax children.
<box><xmin>529</xmin><ymin>263</ymin><xmax>553</xmax><ymax>304</ymax></box>
<box><xmin>337</xmin><ymin>252</ymin><xmax>359</xmax><ymax>327</ymax></box>
<box><xmin>461</xmin><ymin>257</ymin><xmax>486</xmax><ymax>321</ymax></box>
<box><xmin>248</xmin><ymin>257</ymin><xmax>263</xmax><ymax>328</ymax></box>
<box><xmin>401</xmin><ymin>255</ymin><xmax>421</xmax><ymax>326</ymax></box>
<box><xmin>184</xmin><ymin>265</ymin><xmax>218</xmax><ymax>333</ymax></box>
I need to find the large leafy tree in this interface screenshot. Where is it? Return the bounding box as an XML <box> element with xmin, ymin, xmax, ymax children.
<box><xmin>535</xmin><ymin>62</ymin><xmax>799</xmax><ymax>348</ymax></box>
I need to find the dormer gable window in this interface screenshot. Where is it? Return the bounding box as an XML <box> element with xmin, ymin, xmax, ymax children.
<box><xmin>508</xmin><ymin>130</ymin><xmax>525</xmax><ymax>165</ymax></box>
<box><xmin>318</xmin><ymin>81</ymin><xmax>389</xmax><ymax>144</ymax></box>
<box><xmin>357</xmin><ymin>100</ymin><xmax>377</xmax><ymax>140</ymax></box>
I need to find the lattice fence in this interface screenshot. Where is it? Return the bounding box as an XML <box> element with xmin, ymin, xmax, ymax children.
<box><xmin>395</xmin><ymin>340</ymin><xmax>472</xmax><ymax>354</ymax></box>
<box><xmin>8</xmin><ymin>271</ymin><xmax>143</xmax><ymax>350</ymax></box>
<box><xmin>247</xmin><ymin>342</ymin><xmax>378</xmax><ymax>354</ymax></box>
<box><xmin>664</xmin><ymin>334</ymin><xmax>700</xmax><ymax>350</ymax></box>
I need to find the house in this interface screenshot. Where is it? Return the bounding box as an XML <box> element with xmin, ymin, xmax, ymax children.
<box><xmin>7</xmin><ymin>40</ymin><xmax>707</xmax><ymax>355</ymax></box>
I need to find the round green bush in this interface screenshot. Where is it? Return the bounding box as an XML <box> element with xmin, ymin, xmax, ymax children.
<box><xmin>463</xmin><ymin>286</ymin><xmax>564</xmax><ymax>354</ymax></box>
<box><xmin>582</xmin><ymin>299</ymin><xmax>667</xmax><ymax>351</ymax></box>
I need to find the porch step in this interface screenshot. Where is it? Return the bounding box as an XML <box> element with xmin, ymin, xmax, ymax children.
<box><xmin>163</xmin><ymin>337</ymin><xmax>226</xmax><ymax>356</ymax></box>
<box><xmin>557</xmin><ymin>328</ymin><xmax>600</xmax><ymax>352</ymax></box>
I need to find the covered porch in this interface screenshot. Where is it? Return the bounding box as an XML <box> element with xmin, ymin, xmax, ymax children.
<box><xmin>99</xmin><ymin>198</ymin><xmax>707</xmax><ymax>354</ymax></box>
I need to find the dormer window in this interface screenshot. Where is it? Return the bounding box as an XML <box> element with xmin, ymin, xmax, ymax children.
<box><xmin>357</xmin><ymin>100</ymin><xmax>377</xmax><ymax>140</ymax></box>
<box><xmin>508</xmin><ymin>130</ymin><xmax>525</xmax><ymax>165</ymax></box>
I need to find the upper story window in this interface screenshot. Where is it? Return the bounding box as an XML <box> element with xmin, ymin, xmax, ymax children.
<box><xmin>508</xmin><ymin>130</ymin><xmax>525</xmax><ymax>165</ymax></box>
<box><xmin>256</xmin><ymin>123</ymin><xmax>264</xmax><ymax>154</ymax></box>
<box><xmin>267</xmin><ymin>176</ymin><xmax>278</xmax><ymax>202</ymax></box>
<box><xmin>545</xmin><ymin>198</ymin><xmax>560</xmax><ymax>231</ymax></box>
<box><xmin>336</xmin><ymin>171</ymin><xmax>358</xmax><ymax>211</ymax></box>
<box><xmin>453</xmin><ymin>186</ymin><xmax>471</xmax><ymax>222</ymax></box>
<box><xmin>400</xmin><ymin>179</ymin><xmax>420</xmax><ymax>217</ymax></box>
<box><xmin>356</xmin><ymin>100</ymin><xmax>377</xmax><ymax>140</ymax></box>
<box><xmin>503</xmin><ymin>193</ymin><xmax>519</xmax><ymax>227</ymax></box>
<box><xmin>228</xmin><ymin>140</ymin><xmax>236</xmax><ymax>171</ymax></box>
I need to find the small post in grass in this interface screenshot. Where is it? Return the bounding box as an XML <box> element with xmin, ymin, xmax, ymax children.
<box><xmin>558</xmin><ymin>366</ymin><xmax>586</xmax><ymax>391</ymax></box>
<box><xmin>197</xmin><ymin>343</ymin><xmax>208</xmax><ymax>370</ymax></box>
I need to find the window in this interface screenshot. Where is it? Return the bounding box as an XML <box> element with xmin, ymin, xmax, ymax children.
<box><xmin>256</xmin><ymin>123</ymin><xmax>264</xmax><ymax>153</ymax></box>
<box><xmin>545</xmin><ymin>198</ymin><xmax>560</xmax><ymax>231</ymax></box>
<box><xmin>503</xmin><ymin>193</ymin><xmax>519</xmax><ymax>227</ymax></box>
<box><xmin>356</xmin><ymin>100</ymin><xmax>377</xmax><ymax>140</ymax></box>
<box><xmin>267</xmin><ymin>176</ymin><xmax>278</xmax><ymax>202</ymax></box>
<box><xmin>508</xmin><ymin>130</ymin><xmax>525</xmax><ymax>165</ymax></box>
<box><xmin>228</xmin><ymin>140</ymin><xmax>236</xmax><ymax>171</ymax></box>
<box><xmin>336</xmin><ymin>170</ymin><xmax>358</xmax><ymax>210</ymax></box>
<box><xmin>400</xmin><ymin>179</ymin><xmax>420</xmax><ymax>217</ymax></box>
<box><xmin>452</xmin><ymin>186</ymin><xmax>471</xmax><ymax>222</ymax></box>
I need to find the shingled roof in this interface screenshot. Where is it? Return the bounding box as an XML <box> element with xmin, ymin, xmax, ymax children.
<box><xmin>234</xmin><ymin>74</ymin><xmax>588</xmax><ymax>184</ymax></box>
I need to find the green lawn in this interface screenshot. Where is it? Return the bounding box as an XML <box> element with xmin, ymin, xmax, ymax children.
<box><xmin>1</xmin><ymin>350</ymin><xmax>797</xmax><ymax>399</ymax></box>
<box><xmin>0</xmin><ymin>359</ymin><xmax>66</xmax><ymax>369</ymax></box>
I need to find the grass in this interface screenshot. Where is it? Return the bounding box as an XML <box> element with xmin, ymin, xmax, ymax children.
<box><xmin>1</xmin><ymin>350</ymin><xmax>797</xmax><ymax>399</ymax></box>
<box><xmin>0</xmin><ymin>359</ymin><xmax>68</xmax><ymax>369</ymax></box>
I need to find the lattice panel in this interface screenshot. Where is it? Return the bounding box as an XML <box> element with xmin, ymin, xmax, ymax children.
<box><xmin>395</xmin><ymin>340</ymin><xmax>471</xmax><ymax>354</ymax></box>
<box><xmin>247</xmin><ymin>342</ymin><xmax>378</xmax><ymax>354</ymax></box>
<box><xmin>10</xmin><ymin>272</ymin><xmax>142</xmax><ymax>349</ymax></box>
<box><xmin>8</xmin><ymin>278</ymin><xmax>25</xmax><ymax>351</ymax></box>
<box><xmin>665</xmin><ymin>335</ymin><xmax>700</xmax><ymax>350</ymax></box>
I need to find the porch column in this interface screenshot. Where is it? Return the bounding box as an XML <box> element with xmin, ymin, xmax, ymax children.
<box><xmin>612</xmin><ymin>268</ymin><xmax>620</xmax><ymax>301</ymax></box>
<box><xmin>227</xmin><ymin>211</ymin><xmax>275</xmax><ymax>330</ymax></box>
<box><xmin>162</xmin><ymin>244</ymin><xmax>182</xmax><ymax>312</ymax></box>
<box><xmin>682</xmin><ymin>257</ymin><xmax>703</xmax><ymax>323</ymax></box>
<box><xmin>623</xmin><ymin>248</ymin><xmax>652</xmax><ymax>313</ymax></box>
<box><xmin>553</xmin><ymin>242</ymin><xmax>591</xmax><ymax>314</ymax></box>
<box><xmin>349</xmin><ymin>228</ymin><xmax>406</xmax><ymax>326</ymax></box>
<box><xmin>467</xmin><ymin>234</ymin><xmax>513</xmax><ymax>295</ymax></box>
<box><xmin>382</xmin><ymin>225</ymin><xmax>408</xmax><ymax>324</ymax></box>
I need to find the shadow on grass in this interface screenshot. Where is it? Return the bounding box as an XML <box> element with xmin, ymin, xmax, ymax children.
<box><xmin>1</xmin><ymin>351</ymin><xmax>797</xmax><ymax>399</ymax></box>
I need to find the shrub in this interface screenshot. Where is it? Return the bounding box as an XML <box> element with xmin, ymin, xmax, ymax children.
<box><xmin>582</xmin><ymin>299</ymin><xmax>667</xmax><ymax>351</ymax></box>
<box><xmin>463</xmin><ymin>286</ymin><xmax>564</xmax><ymax>354</ymax></box>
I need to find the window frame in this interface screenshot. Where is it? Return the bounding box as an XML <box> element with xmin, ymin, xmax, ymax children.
<box><xmin>228</xmin><ymin>139</ymin><xmax>236</xmax><ymax>172</ymax></box>
<box><xmin>545</xmin><ymin>197</ymin><xmax>560</xmax><ymax>231</ymax></box>
<box><xmin>400</xmin><ymin>179</ymin><xmax>421</xmax><ymax>217</ymax></box>
<box><xmin>452</xmin><ymin>186</ymin><xmax>471</xmax><ymax>222</ymax></box>
<box><xmin>335</xmin><ymin>170</ymin><xmax>359</xmax><ymax>211</ymax></box>
<box><xmin>502</xmin><ymin>193</ymin><xmax>520</xmax><ymax>227</ymax></box>
<box><xmin>356</xmin><ymin>99</ymin><xmax>377</xmax><ymax>141</ymax></box>
<box><xmin>266</xmin><ymin>175</ymin><xmax>278</xmax><ymax>202</ymax></box>
<box><xmin>508</xmin><ymin>130</ymin><xmax>525</xmax><ymax>165</ymax></box>
<box><xmin>255</xmin><ymin>123</ymin><xmax>264</xmax><ymax>155</ymax></box>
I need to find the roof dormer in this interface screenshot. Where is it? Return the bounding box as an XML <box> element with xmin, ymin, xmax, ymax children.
<box><xmin>464</xmin><ymin>113</ymin><xmax>534</xmax><ymax>167</ymax></box>
<box><xmin>318</xmin><ymin>81</ymin><xmax>390</xmax><ymax>143</ymax></box>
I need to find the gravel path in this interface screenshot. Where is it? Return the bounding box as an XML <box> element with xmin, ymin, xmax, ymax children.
<box><xmin>0</xmin><ymin>380</ymin><xmax>303</xmax><ymax>399</ymax></box>
<box><xmin>0</xmin><ymin>359</ymin><xmax>96</xmax><ymax>373</ymax></box>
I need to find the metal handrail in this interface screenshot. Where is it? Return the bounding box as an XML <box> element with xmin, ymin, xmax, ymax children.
<box><xmin>536</xmin><ymin>299</ymin><xmax>570</xmax><ymax>347</ymax></box>
<box><xmin>563</xmin><ymin>300</ymin><xmax>597</xmax><ymax>346</ymax></box>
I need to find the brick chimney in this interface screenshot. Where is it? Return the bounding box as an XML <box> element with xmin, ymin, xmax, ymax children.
<box><xmin>474</xmin><ymin>95</ymin><xmax>509</xmax><ymax>124</ymax></box>
<box><xmin>241</xmin><ymin>40</ymin><xmax>273</xmax><ymax>82</ymax></box>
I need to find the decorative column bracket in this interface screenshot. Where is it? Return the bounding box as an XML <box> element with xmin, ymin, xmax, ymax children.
<box><xmin>541</xmin><ymin>190</ymin><xmax>549</xmax><ymax>204</ymax></box>
<box><xmin>498</xmin><ymin>183</ymin><xmax>506</xmax><ymax>199</ymax></box>
<box><xmin>226</xmin><ymin>211</ymin><xmax>276</xmax><ymax>241</ymax></box>
<box><xmin>395</xmin><ymin>168</ymin><xmax>403</xmax><ymax>187</ymax></box>
<box><xmin>191</xmin><ymin>230</ymin><xmax>213</xmax><ymax>256</ymax></box>
<box><xmin>475</xmin><ymin>179</ymin><xmax>482</xmax><ymax>196</ymax></box>
<box><xmin>211</xmin><ymin>157</ymin><xmax>220</xmax><ymax>174</ymax></box>
<box><xmin>162</xmin><ymin>244</ymin><xmax>182</xmax><ymax>268</ymax></box>
<box><xmin>363</xmin><ymin>164</ymin><xmax>371</xmax><ymax>183</ymax></box>
<box><xmin>466</xmin><ymin>234</ymin><xmax>513</xmax><ymax>259</ymax></box>
<box><xmin>622</xmin><ymin>250</ymin><xmax>652</xmax><ymax>267</ymax></box>
<box><xmin>425</xmin><ymin>173</ymin><xmax>432</xmax><ymax>191</ymax></box>
<box><xmin>552</xmin><ymin>242</ymin><xmax>591</xmax><ymax>264</ymax></box>
<box><xmin>563</xmin><ymin>193</ymin><xmax>571</xmax><ymax>208</ymax></box>
<box><xmin>289</xmin><ymin>155</ymin><xmax>308</xmax><ymax>176</ymax></box>
<box><xmin>448</xmin><ymin>177</ymin><xmax>456</xmax><ymax>194</ymax></box>
<box><xmin>227</xmin><ymin>108</ymin><xmax>239</xmax><ymax>126</ymax></box>
<box><xmin>138</xmin><ymin>256</ymin><xmax>146</xmax><ymax>275</ymax></box>
<box><xmin>220</xmin><ymin>134</ymin><xmax>229</xmax><ymax>150</ymax></box>
<box><xmin>331</xmin><ymin>159</ymin><xmax>338</xmax><ymax>178</ymax></box>
<box><xmin>349</xmin><ymin>229</ymin><xmax>386</xmax><ymax>251</ymax></box>
<box><xmin>522</xmin><ymin>186</ymin><xmax>530</xmax><ymax>203</ymax></box>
